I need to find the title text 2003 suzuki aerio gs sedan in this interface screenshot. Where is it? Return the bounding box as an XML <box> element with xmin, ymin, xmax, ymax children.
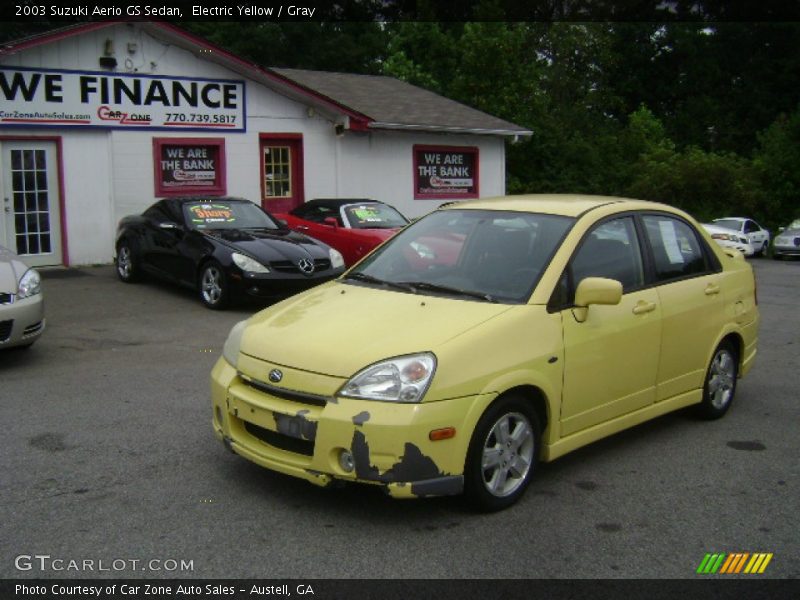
<box><xmin>211</xmin><ymin>195</ymin><xmax>759</xmax><ymax>511</ymax></box>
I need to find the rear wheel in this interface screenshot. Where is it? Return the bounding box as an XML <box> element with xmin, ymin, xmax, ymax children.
<box><xmin>115</xmin><ymin>241</ymin><xmax>140</xmax><ymax>283</ymax></box>
<box><xmin>697</xmin><ymin>340</ymin><xmax>738</xmax><ymax>420</ymax></box>
<box><xmin>464</xmin><ymin>395</ymin><xmax>540</xmax><ymax>512</ymax></box>
<box><xmin>199</xmin><ymin>261</ymin><xmax>230</xmax><ymax>309</ymax></box>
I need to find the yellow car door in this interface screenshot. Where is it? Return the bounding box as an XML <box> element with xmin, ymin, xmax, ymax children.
<box><xmin>640</xmin><ymin>214</ymin><xmax>725</xmax><ymax>401</ymax></box>
<box><xmin>557</xmin><ymin>216</ymin><xmax>662</xmax><ymax>436</ymax></box>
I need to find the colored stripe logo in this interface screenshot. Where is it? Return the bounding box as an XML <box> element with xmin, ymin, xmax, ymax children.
<box><xmin>697</xmin><ymin>553</ymin><xmax>773</xmax><ymax>574</ymax></box>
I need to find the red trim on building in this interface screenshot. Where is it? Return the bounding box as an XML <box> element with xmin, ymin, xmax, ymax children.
<box><xmin>258</xmin><ymin>133</ymin><xmax>305</xmax><ymax>214</ymax></box>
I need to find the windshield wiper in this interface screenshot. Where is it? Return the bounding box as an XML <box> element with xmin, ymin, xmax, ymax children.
<box><xmin>344</xmin><ymin>272</ymin><xmax>413</xmax><ymax>292</ymax></box>
<box><xmin>397</xmin><ymin>281</ymin><xmax>498</xmax><ymax>303</ymax></box>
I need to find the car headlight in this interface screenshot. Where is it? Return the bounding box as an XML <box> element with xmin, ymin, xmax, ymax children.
<box><xmin>329</xmin><ymin>248</ymin><xmax>345</xmax><ymax>269</ymax></box>
<box><xmin>18</xmin><ymin>269</ymin><xmax>42</xmax><ymax>299</ymax></box>
<box><xmin>222</xmin><ymin>319</ymin><xmax>248</xmax><ymax>368</ymax></box>
<box><xmin>232</xmin><ymin>253</ymin><xmax>269</xmax><ymax>273</ymax></box>
<box><xmin>338</xmin><ymin>353</ymin><xmax>437</xmax><ymax>403</ymax></box>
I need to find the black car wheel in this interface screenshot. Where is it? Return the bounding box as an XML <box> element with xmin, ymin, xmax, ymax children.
<box><xmin>199</xmin><ymin>261</ymin><xmax>230</xmax><ymax>309</ymax></box>
<box><xmin>116</xmin><ymin>241</ymin><xmax>140</xmax><ymax>283</ymax></box>
<box><xmin>464</xmin><ymin>395</ymin><xmax>540</xmax><ymax>512</ymax></box>
<box><xmin>697</xmin><ymin>340</ymin><xmax>739</xmax><ymax>420</ymax></box>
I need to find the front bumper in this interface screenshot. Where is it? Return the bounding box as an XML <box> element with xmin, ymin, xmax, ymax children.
<box><xmin>230</xmin><ymin>269</ymin><xmax>344</xmax><ymax>299</ymax></box>
<box><xmin>211</xmin><ymin>356</ymin><xmax>493</xmax><ymax>498</ymax></box>
<box><xmin>0</xmin><ymin>293</ymin><xmax>45</xmax><ymax>349</ymax></box>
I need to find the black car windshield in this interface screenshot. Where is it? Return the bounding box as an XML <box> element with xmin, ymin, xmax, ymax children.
<box><xmin>183</xmin><ymin>201</ymin><xmax>279</xmax><ymax>230</ymax></box>
<box><xmin>346</xmin><ymin>209</ymin><xmax>573</xmax><ymax>304</ymax></box>
<box><xmin>343</xmin><ymin>203</ymin><xmax>409</xmax><ymax>229</ymax></box>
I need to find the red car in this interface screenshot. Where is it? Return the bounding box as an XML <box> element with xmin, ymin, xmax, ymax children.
<box><xmin>275</xmin><ymin>199</ymin><xmax>409</xmax><ymax>266</ymax></box>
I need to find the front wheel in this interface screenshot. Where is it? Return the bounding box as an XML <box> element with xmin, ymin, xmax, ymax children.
<box><xmin>464</xmin><ymin>395</ymin><xmax>540</xmax><ymax>512</ymax></box>
<box><xmin>199</xmin><ymin>261</ymin><xmax>230</xmax><ymax>309</ymax></box>
<box><xmin>697</xmin><ymin>340</ymin><xmax>739</xmax><ymax>420</ymax></box>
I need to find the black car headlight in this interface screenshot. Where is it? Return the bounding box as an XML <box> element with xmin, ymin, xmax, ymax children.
<box><xmin>232</xmin><ymin>253</ymin><xmax>269</xmax><ymax>274</ymax></box>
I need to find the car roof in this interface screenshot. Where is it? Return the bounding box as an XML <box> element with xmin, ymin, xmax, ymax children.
<box><xmin>713</xmin><ymin>217</ymin><xmax>748</xmax><ymax>222</ymax></box>
<box><xmin>303</xmin><ymin>198</ymin><xmax>385</xmax><ymax>209</ymax></box>
<box><xmin>166</xmin><ymin>196</ymin><xmax>252</xmax><ymax>204</ymax></box>
<box><xmin>443</xmin><ymin>194</ymin><xmax>673</xmax><ymax>219</ymax></box>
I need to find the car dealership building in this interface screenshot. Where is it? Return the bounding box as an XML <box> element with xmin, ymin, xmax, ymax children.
<box><xmin>0</xmin><ymin>21</ymin><xmax>530</xmax><ymax>267</ymax></box>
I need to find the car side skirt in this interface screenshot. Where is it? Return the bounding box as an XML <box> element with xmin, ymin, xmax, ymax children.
<box><xmin>541</xmin><ymin>388</ymin><xmax>701</xmax><ymax>462</ymax></box>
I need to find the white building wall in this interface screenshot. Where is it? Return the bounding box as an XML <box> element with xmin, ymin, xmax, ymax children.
<box><xmin>1</xmin><ymin>23</ymin><xmax>511</xmax><ymax>265</ymax></box>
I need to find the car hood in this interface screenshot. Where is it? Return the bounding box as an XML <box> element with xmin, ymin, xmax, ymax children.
<box><xmin>239</xmin><ymin>281</ymin><xmax>513</xmax><ymax>377</ymax></box>
<box><xmin>0</xmin><ymin>247</ymin><xmax>28</xmax><ymax>293</ymax></box>
<box><xmin>204</xmin><ymin>228</ymin><xmax>330</xmax><ymax>261</ymax></box>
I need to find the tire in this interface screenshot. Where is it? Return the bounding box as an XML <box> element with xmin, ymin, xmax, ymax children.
<box><xmin>697</xmin><ymin>340</ymin><xmax>739</xmax><ymax>420</ymax></box>
<box><xmin>115</xmin><ymin>240</ymin><xmax>141</xmax><ymax>283</ymax></box>
<box><xmin>757</xmin><ymin>242</ymin><xmax>768</xmax><ymax>257</ymax></box>
<box><xmin>464</xmin><ymin>395</ymin><xmax>540</xmax><ymax>512</ymax></box>
<box><xmin>199</xmin><ymin>261</ymin><xmax>230</xmax><ymax>309</ymax></box>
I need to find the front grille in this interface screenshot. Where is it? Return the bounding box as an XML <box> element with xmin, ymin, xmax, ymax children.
<box><xmin>0</xmin><ymin>320</ymin><xmax>12</xmax><ymax>342</ymax></box>
<box><xmin>244</xmin><ymin>421</ymin><xmax>315</xmax><ymax>456</ymax></box>
<box><xmin>241</xmin><ymin>376</ymin><xmax>328</xmax><ymax>407</ymax></box>
<box><xmin>269</xmin><ymin>259</ymin><xmax>332</xmax><ymax>274</ymax></box>
<box><xmin>24</xmin><ymin>321</ymin><xmax>43</xmax><ymax>336</ymax></box>
<box><xmin>0</xmin><ymin>293</ymin><xmax>13</xmax><ymax>305</ymax></box>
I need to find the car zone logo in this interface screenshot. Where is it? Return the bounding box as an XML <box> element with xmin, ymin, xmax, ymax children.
<box><xmin>696</xmin><ymin>552</ymin><xmax>773</xmax><ymax>575</ymax></box>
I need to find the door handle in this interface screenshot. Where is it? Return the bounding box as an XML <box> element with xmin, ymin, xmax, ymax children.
<box><xmin>296</xmin><ymin>225</ymin><xmax>309</xmax><ymax>231</ymax></box>
<box><xmin>632</xmin><ymin>300</ymin><xmax>656</xmax><ymax>315</ymax></box>
<box><xmin>704</xmin><ymin>283</ymin><xmax>720</xmax><ymax>296</ymax></box>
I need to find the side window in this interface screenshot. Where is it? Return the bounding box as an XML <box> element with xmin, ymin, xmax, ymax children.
<box><xmin>643</xmin><ymin>215</ymin><xmax>710</xmax><ymax>282</ymax></box>
<box><xmin>570</xmin><ymin>217</ymin><xmax>645</xmax><ymax>294</ymax></box>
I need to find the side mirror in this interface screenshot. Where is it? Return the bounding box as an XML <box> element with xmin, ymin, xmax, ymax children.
<box><xmin>277</xmin><ymin>219</ymin><xmax>288</xmax><ymax>227</ymax></box>
<box><xmin>323</xmin><ymin>217</ymin><xmax>339</xmax><ymax>228</ymax></box>
<box><xmin>572</xmin><ymin>277</ymin><xmax>622</xmax><ymax>323</ymax></box>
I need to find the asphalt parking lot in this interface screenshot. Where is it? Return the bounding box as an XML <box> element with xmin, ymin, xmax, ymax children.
<box><xmin>1</xmin><ymin>259</ymin><xmax>798</xmax><ymax>579</ymax></box>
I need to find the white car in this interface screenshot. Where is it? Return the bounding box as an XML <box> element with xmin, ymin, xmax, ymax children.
<box><xmin>706</xmin><ymin>217</ymin><xmax>770</xmax><ymax>257</ymax></box>
<box><xmin>0</xmin><ymin>245</ymin><xmax>45</xmax><ymax>349</ymax></box>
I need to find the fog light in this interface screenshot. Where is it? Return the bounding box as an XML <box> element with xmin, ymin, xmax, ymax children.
<box><xmin>339</xmin><ymin>449</ymin><xmax>355</xmax><ymax>473</ymax></box>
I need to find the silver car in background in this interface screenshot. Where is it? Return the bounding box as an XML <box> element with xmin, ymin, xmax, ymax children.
<box><xmin>0</xmin><ymin>245</ymin><xmax>45</xmax><ymax>349</ymax></box>
<box><xmin>773</xmin><ymin>219</ymin><xmax>800</xmax><ymax>259</ymax></box>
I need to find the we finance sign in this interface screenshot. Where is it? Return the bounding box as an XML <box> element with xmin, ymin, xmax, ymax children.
<box><xmin>0</xmin><ymin>67</ymin><xmax>246</xmax><ymax>132</ymax></box>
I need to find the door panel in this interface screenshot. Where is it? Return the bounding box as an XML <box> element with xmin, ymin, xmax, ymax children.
<box><xmin>559</xmin><ymin>216</ymin><xmax>660</xmax><ymax>436</ymax></box>
<box><xmin>560</xmin><ymin>289</ymin><xmax>661</xmax><ymax>436</ymax></box>
<box><xmin>1</xmin><ymin>141</ymin><xmax>62</xmax><ymax>266</ymax></box>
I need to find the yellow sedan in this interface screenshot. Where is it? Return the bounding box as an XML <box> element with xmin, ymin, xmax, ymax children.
<box><xmin>211</xmin><ymin>195</ymin><xmax>759</xmax><ymax>511</ymax></box>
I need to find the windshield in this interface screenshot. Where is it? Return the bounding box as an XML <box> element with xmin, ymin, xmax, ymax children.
<box><xmin>712</xmin><ymin>219</ymin><xmax>742</xmax><ymax>232</ymax></box>
<box><xmin>343</xmin><ymin>203</ymin><xmax>409</xmax><ymax>229</ymax></box>
<box><xmin>183</xmin><ymin>201</ymin><xmax>279</xmax><ymax>231</ymax></box>
<box><xmin>346</xmin><ymin>209</ymin><xmax>573</xmax><ymax>303</ymax></box>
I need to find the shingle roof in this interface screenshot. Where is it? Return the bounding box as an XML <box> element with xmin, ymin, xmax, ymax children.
<box><xmin>271</xmin><ymin>68</ymin><xmax>532</xmax><ymax>137</ymax></box>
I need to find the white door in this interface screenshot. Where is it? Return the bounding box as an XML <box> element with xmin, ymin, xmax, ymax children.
<box><xmin>0</xmin><ymin>141</ymin><xmax>63</xmax><ymax>266</ymax></box>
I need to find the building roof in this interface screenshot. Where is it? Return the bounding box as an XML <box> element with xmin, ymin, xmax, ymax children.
<box><xmin>0</xmin><ymin>22</ymin><xmax>531</xmax><ymax>139</ymax></box>
<box><xmin>271</xmin><ymin>68</ymin><xmax>532</xmax><ymax>137</ymax></box>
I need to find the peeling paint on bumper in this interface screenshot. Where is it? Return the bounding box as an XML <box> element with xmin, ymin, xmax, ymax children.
<box><xmin>211</xmin><ymin>356</ymin><xmax>493</xmax><ymax>499</ymax></box>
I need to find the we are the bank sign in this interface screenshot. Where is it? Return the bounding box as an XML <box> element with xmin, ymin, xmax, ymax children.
<box><xmin>0</xmin><ymin>66</ymin><xmax>246</xmax><ymax>132</ymax></box>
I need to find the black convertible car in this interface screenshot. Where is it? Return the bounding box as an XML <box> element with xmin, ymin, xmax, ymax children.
<box><xmin>115</xmin><ymin>197</ymin><xmax>346</xmax><ymax>309</ymax></box>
